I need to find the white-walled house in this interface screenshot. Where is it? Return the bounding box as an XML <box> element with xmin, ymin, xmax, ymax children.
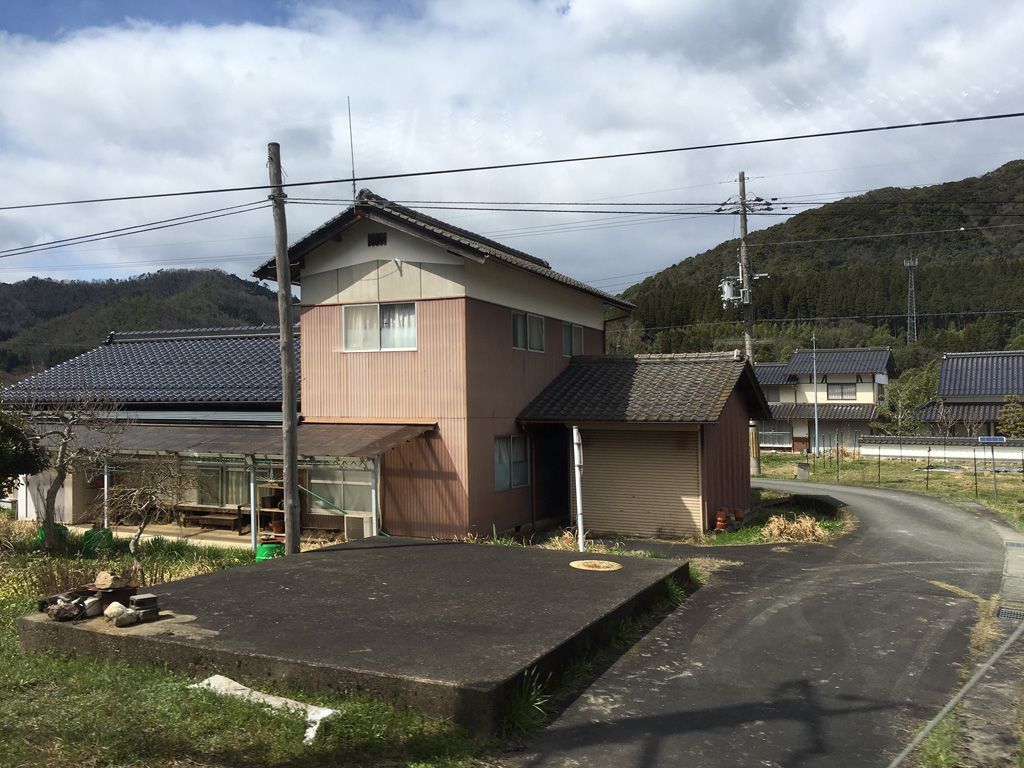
<box><xmin>755</xmin><ymin>347</ymin><xmax>895</xmax><ymax>451</ymax></box>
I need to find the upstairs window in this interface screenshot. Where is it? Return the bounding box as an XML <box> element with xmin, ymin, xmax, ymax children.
<box><xmin>512</xmin><ymin>311</ymin><xmax>544</xmax><ymax>352</ymax></box>
<box><xmin>344</xmin><ymin>302</ymin><xmax>417</xmax><ymax>351</ymax></box>
<box><xmin>494</xmin><ymin>435</ymin><xmax>530</xmax><ymax>491</ymax></box>
<box><xmin>562</xmin><ymin>323</ymin><xmax>584</xmax><ymax>357</ymax></box>
<box><xmin>827</xmin><ymin>383</ymin><xmax>856</xmax><ymax>400</ymax></box>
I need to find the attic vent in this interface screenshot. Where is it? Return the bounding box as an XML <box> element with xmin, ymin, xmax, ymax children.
<box><xmin>367</xmin><ymin>232</ymin><xmax>387</xmax><ymax>247</ymax></box>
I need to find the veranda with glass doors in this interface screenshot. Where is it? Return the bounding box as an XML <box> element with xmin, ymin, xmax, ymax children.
<box><xmin>94</xmin><ymin>456</ymin><xmax>377</xmax><ymax>545</ymax></box>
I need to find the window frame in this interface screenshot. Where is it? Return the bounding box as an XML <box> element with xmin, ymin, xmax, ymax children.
<box><xmin>494</xmin><ymin>435</ymin><xmax>530</xmax><ymax>491</ymax></box>
<box><xmin>306</xmin><ymin>467</ymin><xmax>374</xmax><ymax>515</ymax></box>
<box><xmin>826</xmin><ymin>382</ymin><xmax>857</xmax><ymax>401</ymax></box>
<box><xmin>757</xmin><ymin>419</ymin><xmax>793</xmax><ymax>448</ymax></box>
<box><xmin>562</xmin><ymin>323</ymin><xmax>584</xmax><ymax>357</ymax></box>
<box><xmin>512</xmin><ymin>311</ymin><xmax>545</xmax><ymax>353</ymax></box>
<box><xmin>343</xmin><ymin>301</ymin><xmax>417</xmax><ymax>352</ymax></box>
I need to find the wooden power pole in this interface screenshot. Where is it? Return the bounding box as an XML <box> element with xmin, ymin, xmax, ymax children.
<box><xmin>738</xmin><ymin>171</ymin><xmax>754</xmax><ymax>361</ymax></box>
<box><xmin>268</xmin><ymin>142</ymin><xmax>301</xmax><ymax>555</ymax></box>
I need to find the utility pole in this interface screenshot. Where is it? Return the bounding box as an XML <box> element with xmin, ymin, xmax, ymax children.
<box><xmin>268</xmin><ymin>142</ymin><xmax>301</xmax><ymax>555</ymax></box>
<box><xmin>904</xmin><ymin>258</ymin><xmax>918</xmax><ymax>344</ymax></box>
<box><xmin>718</xmin><ymin>172</ymin><xmax>773</xmax><ymax>360</ymax></box>
<box><xmin>738</xmin><ymin>172</ymin><xmax>754</xmax><ymax>361</ymax></box>
<box><xmin>812</xmin><ymin>334</ymin><xmax>820</xmax><ymax>457</ymax></box>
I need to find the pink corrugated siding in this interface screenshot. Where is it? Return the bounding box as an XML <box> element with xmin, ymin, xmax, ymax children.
<box><xmin>464</xmin><ymin>299</ymin><xmax>579</xmax><ymax>533</ymax></box>
<box><xmin>300</xmin><ymin>300</ymin><xmax>471</xmax><ymax>536</ymax></box>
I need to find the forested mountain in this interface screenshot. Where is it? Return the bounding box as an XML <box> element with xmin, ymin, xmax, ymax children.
<box><xmin>0</xmin><ymin>270</ymin><xmax>282</xmax><ymax>379</ymax></box>
<box><xmin>617</xmin><ymin>159</ymin><xmax>1024</xmax><ymax>370</ymax></box>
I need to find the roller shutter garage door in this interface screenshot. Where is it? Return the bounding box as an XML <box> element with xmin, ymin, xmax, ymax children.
<box><xmin>574</xmin><ymin>428</ymin><xmax>702</xmax><ymax>538</ymax></box>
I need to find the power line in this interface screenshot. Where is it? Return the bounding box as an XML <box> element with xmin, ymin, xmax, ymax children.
<box><xmin>607</xmin><ymin>307</ymin><xmax>1024</xmax><ymax>334</ymax></box>
<box><xmin>3</xmin><ymin>110</ymin><xmax>1023</xmax><ymax>212</ymax></box>
<box><xmin>0</xmin><ymin>201</ymin><xmax>270</xmax><ymax>259</ymax></box>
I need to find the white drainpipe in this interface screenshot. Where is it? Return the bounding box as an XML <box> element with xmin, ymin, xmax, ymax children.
<box><xmin>248</xmin><ymin>455</ymin><xmax>258</xmax><ymax>551</ymax></box>
<box><xmin>370</xmin><ymin>456</ymin><xmax>380</xmax><ymax>537</ymax></box>
<box><xmin>572</xmin><ymin>426</ymin><xmax>585</xmax><ymax>553</ymax></box>
<box><xmin>103</xmin><ymin>462</ymin><xmax>110</xmax><ymax>528</ymax></box>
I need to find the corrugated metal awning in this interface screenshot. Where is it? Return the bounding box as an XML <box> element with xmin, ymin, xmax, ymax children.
<box><xmin>40</xmin><ymin>422</ymin><xmax>433</xmax><ymax>461</ymax></box>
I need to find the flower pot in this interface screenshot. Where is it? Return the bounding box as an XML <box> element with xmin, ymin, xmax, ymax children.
<box><xmin>269</xmin><ymin>520</ymin><xmax>284</xmax><ymax>534</ymax></box>
<box><xmin>715</xmin><ymin>508</ymin><xmax>729</xmax><ymax>531</ymax></box>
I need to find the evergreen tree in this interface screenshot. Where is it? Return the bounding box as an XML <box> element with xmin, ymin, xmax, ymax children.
<box><xmin>0</xmin><ymin>410</ymin><xmax>49</xmax><ymax>496</ymax></box>
<box><xmin>998</xmin><ymin>394</ymin><xmax>1024</xmax><ymax>438</ymax></box>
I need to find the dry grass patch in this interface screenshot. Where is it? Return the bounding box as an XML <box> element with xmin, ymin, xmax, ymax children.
<box><xmin>688</xmin><ymin>556</ymin><xmax>741</xmax><ymax>584</ymax></box>
<box><xmin>760</xmin><ymin>514</ymin><xmax>834</xmax><ymax>543</ymax></box>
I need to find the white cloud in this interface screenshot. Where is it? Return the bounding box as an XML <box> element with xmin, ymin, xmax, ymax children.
<box><xmin>1</xmin><ymin>0</ymin><xmax>1023</xmax><ymax>291</ymax></box>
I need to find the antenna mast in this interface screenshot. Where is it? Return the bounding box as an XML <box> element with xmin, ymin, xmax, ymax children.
<box><xmin>904</xmin><ymin>257</ymin><xmax>918</xmax><ymax>344</ymax></box>
<box><xmin>347</xmin><ymin>96</ymin><xmax>357</xmax><ymax>201</ymax></box>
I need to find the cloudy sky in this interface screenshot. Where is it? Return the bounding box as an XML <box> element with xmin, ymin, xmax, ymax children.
<box><xmin>2</xmin><ymin>0</ymin><xmax>1023</xmax><ymax>296</ymax></box>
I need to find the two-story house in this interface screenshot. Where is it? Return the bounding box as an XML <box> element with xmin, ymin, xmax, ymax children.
<box><xmin>754</xmin><ymin>347</ymin><xmax>895</xmax><ymax>452</ymax></box>
<box><xmin>250</xmin><ymin>189</ymin><xmax>634</xmax><ymax>539</ymax></box>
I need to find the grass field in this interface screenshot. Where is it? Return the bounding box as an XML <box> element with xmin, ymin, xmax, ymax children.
<box><xmin>0</xmin><ymin>516</ymin><xmax>490</xmax><ymax>768</ymax></box>
<box><xmin>758</xmin><ymin>451</ymin><xmax>1024</xmax><ymax>531</ymax></box>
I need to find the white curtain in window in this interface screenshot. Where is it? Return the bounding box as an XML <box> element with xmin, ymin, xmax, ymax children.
<box><xmin>513</xmin><ymin>312</ymin><xmax>528</xmax><ymax>349</ymax></box>
<box><xmin>380</xmin><ymin>302</ymin><xmax>416</xmax><ymax>350</ymax></box>
<box><xmin>528</xmin><ymin>314</ymin><xmax>544</xmax><ymax>352</ymax></box>
<box><xmin>224</xmin><ymin>468</ymin><xmax>251</xmax><ymax>506</ymax></box>
<box><xmin>344</xmin><ymin>304</ymin><xmax>379</xmax><ymax>351</ymax></box>
<box><xmin>511</xmin><ymin>435</ymin><xmax>529</xmax><ymax>487</ymax></box>
<box><xmin>562</xmin><ymin>324</ymin><xmax>573</xmax><ymax>356</ymax></box>
<box><xmin>494</xmin><ymin>438</ymin><xmax>512</xmax><ymax>491</ymax></box>
<box><xmin>572</xmin><ymin>324</ymin><xmax>584</xmax><ymax>355</ymax></box>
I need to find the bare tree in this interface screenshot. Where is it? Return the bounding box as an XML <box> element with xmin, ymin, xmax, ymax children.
<box><xmin>16</xmin><ymin>397</ymin><xmax>128</xmax><ymax>552</ymax></box>
<box><xmin>962</xmin><ymin>412</ymin><xmax>985</xmax><ymax>439</ymax></box>
<box><xmin>104</xmin><ymin>455</ymin><xmax>197</xmax><ymax>564</ymax></box>
<box><xmin>935</xmin><ymin>401</ymin><xmax>960</xmax><ymax>438</ymax></box>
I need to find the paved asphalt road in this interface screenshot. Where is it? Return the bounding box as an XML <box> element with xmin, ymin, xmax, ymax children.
<box><xmin>519</xmin><ymin>480</ymin><xmax>1009</xmax><ymax>768</ymax></box>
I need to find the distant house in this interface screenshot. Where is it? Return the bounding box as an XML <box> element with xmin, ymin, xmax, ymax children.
<box><xmin>754</xmin><ymin>347</ymin><xmax>896</xmax><ymax>452</ymax></box>
<box><xmin>519</xmin><ymin>353</ymin><xmax>768</xmax><ymax>538</ymax></box>
<box><xmin>918</xmin><ymin>351</ymin><xmax>1024</xmax><ymax>436</ymax></box>
<box><xmin>10</xmin><ymin>190</ymin><xmax>766</xmax><ymax>539</ymax></box>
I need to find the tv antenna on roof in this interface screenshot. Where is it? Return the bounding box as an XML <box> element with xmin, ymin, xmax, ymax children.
<box><xmin>348</xmin><ymin>97</ymin><xmax>357</xmax><ymax>201</ymax></box>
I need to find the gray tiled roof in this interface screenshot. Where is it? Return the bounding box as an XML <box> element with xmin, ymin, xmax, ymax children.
<box><xmin>754</xmin><ymin>362</ymin><xmax>789</xmax><ymax>387</ymax></box>
<box><xmin>3</xmin><ymin>326</ymin><xmax>298</xmax><ymax>406</ymax></box>
<box><xmin>917</xmin><ymin>401</ymin><xmax>1002</xmax><ymax>423</ymax></box>
<box><xmin>784</xmin><ymin>347</ymin><xmax>895</xmax><ymax>377</ymax></box>
<box><xmin>786</xmin><ymin>403</ymin><xmax>878</xmax><ymax>421</ymax></box>
<box><xmin>253</xmin><ymin>189</ymin><xmax>634</xmax><ymax>310</ymax></box>
<box><xmin>518</xmin><ymin>353</ymin><xmax>768</xmax><ymax>423</ymax></box>
<box><xmin>936</xmin><ymin>351</ymin><xmax>1024</xmax><ymax>397</ymax></box>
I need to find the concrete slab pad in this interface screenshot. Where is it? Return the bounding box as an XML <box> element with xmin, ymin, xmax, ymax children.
<box><xmin>19</xmin><ymin>537</ymin><xmax>687</xmax><ymax>735</ymax></box>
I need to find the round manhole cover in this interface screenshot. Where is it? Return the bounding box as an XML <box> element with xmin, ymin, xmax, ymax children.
<box><xmin>569</xmin><ymin>559</ymin><xmax>622</xmax><ymax>571</ymax></box>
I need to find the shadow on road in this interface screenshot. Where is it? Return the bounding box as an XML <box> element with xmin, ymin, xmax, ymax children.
<box><xmin>525</xmin><ymin>676</ymin><xmax>906</xmax><ymax>768</ymax></box>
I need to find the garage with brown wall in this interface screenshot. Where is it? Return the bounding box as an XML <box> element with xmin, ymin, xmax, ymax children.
<box><xmin>520</xmin><ymin>353</ymin><xmax>768</xmax><ymax>538</ymax></box>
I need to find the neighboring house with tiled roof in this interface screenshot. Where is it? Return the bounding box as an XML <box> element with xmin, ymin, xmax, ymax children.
<box><xmin>6</xmin><ymin>326</ymin><xmax>426</xmax><ymax>538</ymax></box>
<box><xmin>918</xmin><ymin>351</ymin><xmax>1024</xmax><ymax>436</ymax></box>
<box><xmin>4</xmin><ymin>326</ymin><xmax>297</xmax><ymax>410</ymax></box>
<box><xmin>520</xmin><ymin>353</ymin><xmax>768</xmax><ymax>538</ymax></box>
<box><xmin>754</xmin><ymin>347</ymin><xmax>895</xmax><ymax>452</ymax></box>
